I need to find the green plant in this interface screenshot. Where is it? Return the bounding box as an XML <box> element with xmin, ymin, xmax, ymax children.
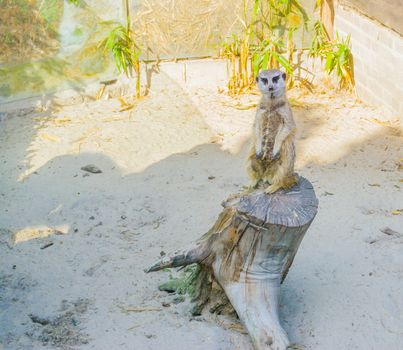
<box><xmin>158</xmin><ymin>265</ymin><xmax>201</xmax><ymax>296</ymax></box>
<box><xmin>253</xmin><ymin>0</ymin><xmax>308</xmax><ymax>82</ymax></box>
<box><xmin>101</xmin><ymin>20</ymin><xmax>141</xmax><ymax>98</ymax></box>
<box><xmin>309</xmin><ymin>20</ymin><xmax>328</xmax><ymax>57</ymax></box>
<box><xmin>309</xmin><ymin>21</ymin><xmax>354</xmax><ymax>90</ymax></box>
<box><xmin>325</xmin><ymin>33</ymin><xmax>354</xmax><ymax>89</ymax></box>
<box><xmin>220</xmin><ymin>0</ymin><xmax>258</xmax><ymax>95</ymax></box>
<box><xmin>220</xmin><ymin>0</ymin><xmax>309</xmax><ymax>94</ymax></box>
<box><xmin>221</xmin><ymin>34</ymin><xmax>252</xmax><ymax>94</ymax></box>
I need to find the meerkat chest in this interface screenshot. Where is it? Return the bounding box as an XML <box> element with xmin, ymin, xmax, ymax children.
<box><xmin>262</xmin><ymin>110</ymin><xmax>282</xmax><ymax>148</ymax></box>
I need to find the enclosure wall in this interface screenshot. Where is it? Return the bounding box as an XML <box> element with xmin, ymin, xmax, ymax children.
<box><xmin>339</xmin><ymin>0</ymin><xmax>403</xmax><ymax>36</ymax></box>
<box><xmin>334</xmin><ymin>2</ymin><xmax>403</xmax><ymax>120</ymax></box>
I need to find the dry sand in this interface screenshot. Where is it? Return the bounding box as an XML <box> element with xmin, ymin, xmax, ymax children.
<box><xmin>0</xmin><ymin>60</ymin><xmax>402</xmax><ymax>350</ymax></box>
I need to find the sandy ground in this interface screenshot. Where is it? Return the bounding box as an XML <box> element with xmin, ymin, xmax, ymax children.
<box><xmin>0</xmin><ymin>60</ymin><xmax>402</xmax><ymax>350</ymax></box>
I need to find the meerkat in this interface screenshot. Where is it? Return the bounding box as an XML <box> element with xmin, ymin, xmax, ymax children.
<box><xmin>247</xmin><ymin>69</ymin><xmax>298</xmax><ymax>194</ymax></box>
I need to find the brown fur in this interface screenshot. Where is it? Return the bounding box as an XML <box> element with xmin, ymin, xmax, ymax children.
<box><xmin>247</xmin><ymin>96</ymin><xmax>298</xmax><ymax>194</ymax></box>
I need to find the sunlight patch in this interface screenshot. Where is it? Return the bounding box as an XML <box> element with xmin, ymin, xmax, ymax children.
<box><xmin>12</xmin><ymin>225</ymin><xmax>69</xmax><ymax>244</ymax></box>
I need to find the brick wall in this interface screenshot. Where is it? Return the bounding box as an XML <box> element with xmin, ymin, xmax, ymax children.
<box><xmin>334</xmin><ymin>3</ymin><xmax>403</xmax><ymax>120</ymax></box>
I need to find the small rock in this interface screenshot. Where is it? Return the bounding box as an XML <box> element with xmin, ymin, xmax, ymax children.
<box><xmin>360</xmin><ymin>207</ymin><xmax>376</xmax><ymax>215</ymax></box>
<box><xmin>380</xmin><ymin>227</ymin><xmax>400</xmax><ymax>236</ymax></box>
<box><xmin>322</xmin><ymin>191</ymin><xmax>334</xmax><ymax>196</ymax></box>
<box><xmin>81</xmin><ymin>165</ymin><xmax>102</xmax><ymax>174</ymax></box>
<box><xmin>189</xmin><ymin>315</ymin><xmax>205</xmax><ymax>322</ymax></box>
<box><xmin>29</xmin><ymin>314</ymin><xmax>50</xmax><ymax>326</ymax></box>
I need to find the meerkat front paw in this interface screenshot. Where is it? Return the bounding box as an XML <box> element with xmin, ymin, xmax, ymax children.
<box><xmin>240</xmin><ymin>184</ymin><xmax>257</xmax><ymax>195</ymax></box>
<box><xmin>255</xmin><ymin>150</ymin><xmax>264</xmax><ymax>160</ymax></box>
<box><xmin>250</xmin><ymin>179</ymin><xmax>261</xmax><ymax>189</ymax></box>
<box><xmin>272</xmin><ymin>150</ymin><xmax>280</xmax><ymax>161</ymax></box>
<box><xmin>264</xmin><ymin>183</ymin><xmax>281</xmax><ymax>194</ymax></box>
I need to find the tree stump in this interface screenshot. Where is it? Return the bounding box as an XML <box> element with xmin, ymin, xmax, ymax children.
<box><xmin>146</xmin><ymin>177</ymin><xmax>318</xmax><ymax>350</ymax></box>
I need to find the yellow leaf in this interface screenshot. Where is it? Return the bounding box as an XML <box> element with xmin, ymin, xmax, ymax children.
<box><xmin>220</xmin><ymin>101</ymin><xmax>257</xmax><ymax>110</ymax></box>
<box><xmin>119</xmin><ymin>105</ymin><xmax>134</xmax><ymax>112</ymax></box>
<box><xmin>287</xmin><ymin>13</ymin><xmax>301</xmax><ymax>27</ymax></box>
<box><xmin>391</xmin><ymin>209</ymin><xmax>403</xmax><ymax>215</ymax></box>
<box><xmin>96</xmin><ymin>85</ymin><xmax>106</xmax><ymax>100</ymax></box>
<box><xmin>370</xmin><ymin>118</ymin><xmax>391</xmax><ymax>127</ymax></box>
<box><xmin>210</xmin><ymin>135</ymin><xmax>223</xmax><ymax>144</ymax></box>
<box><xmin>33</xmin><ymin>117</ymin><xmax>51</xmax><ymax>122</ymax></box>
<box><xmin>53</xmin><ymin>118</ymin><xmax>71</xmax><ymax>126</ymax></box>
<box><xmin>40</xmin><ymin>133</ymin><xmax>60</xmax><ymax>143</ymax></box>
<box><xmin>118</xmin><ymin>97</ymin><xmax>129</xmax><ymax>107</ymax></box>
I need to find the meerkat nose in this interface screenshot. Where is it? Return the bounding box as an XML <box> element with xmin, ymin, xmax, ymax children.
<box><xmin>268</xmin><ymin>86</ymin><xmax>274</xmax><ymax>91</ymax></box>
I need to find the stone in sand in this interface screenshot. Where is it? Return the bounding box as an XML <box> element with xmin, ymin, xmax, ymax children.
<box><xmin>81</xmin><ymin>164</ymin><xmax>102</xmax><ymax>174</ymax></box>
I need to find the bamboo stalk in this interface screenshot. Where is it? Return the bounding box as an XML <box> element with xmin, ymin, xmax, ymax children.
<box><xmin>134</xmin><ymin>58</ymin><xmax>140</xmax><ymax>98</ymax></box>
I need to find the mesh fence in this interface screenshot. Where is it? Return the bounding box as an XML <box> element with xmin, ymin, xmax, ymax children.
<box><xmin>0</xmin><ymin>0</ymin><xmax>315</xmax><ymax>103</ymax></box>
<box><xmin>0</xmin><ymin>0</ymin><xmax>125</xmax><ymax>102</ymax></box>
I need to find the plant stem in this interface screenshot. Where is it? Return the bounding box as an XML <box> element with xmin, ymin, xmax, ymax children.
<box><xmin>134</xmin><ymin>58</ymin><xmax>140</xmax><ymax>98</ymax></box>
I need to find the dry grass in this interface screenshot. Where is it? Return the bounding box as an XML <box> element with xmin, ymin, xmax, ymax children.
<box><xmin>0</xmin><ymin>0</ymin><xmax>61</xmax><ymax>64</ymax></box>
<box><xmin>133</xmin><ymin>0</ymin><xmax>244</xmax><ymax>58</ymax></box>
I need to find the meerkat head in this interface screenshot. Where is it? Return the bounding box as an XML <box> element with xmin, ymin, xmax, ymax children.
<box><xmin>256</xmin><ymin>69</ymin><xmax>287</xmax><ymax>98</ymax></box>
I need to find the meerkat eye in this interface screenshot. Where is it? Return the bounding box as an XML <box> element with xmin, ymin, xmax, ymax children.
<box><xmin>261</xmin><ymin>78</ymin><xmax>268</xmax><ymax>85</ymax></box>
<box><xmin>272</xmin><ymin>75</ymin><xmax>280</xmax><ymax>83</ymax></box>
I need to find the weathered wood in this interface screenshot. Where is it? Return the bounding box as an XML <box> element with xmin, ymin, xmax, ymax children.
<box><xmin>147</xmin><ymin>176</ymin><xmax>318</xmax><ymax>350</ymax></box>
<box><xmin>320</xmin><ymin>0</ymin><xmax>335</xmax><ymax>40</ymax></box>
<box><xmin>225</xmin><ymin>176</ymin><xmax>317</xmax><ymax>228</ymax></box>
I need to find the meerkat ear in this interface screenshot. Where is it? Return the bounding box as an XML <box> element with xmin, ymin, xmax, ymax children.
<box><xmin>282</xmin><ymin>73</ymin><xmax>286</xmax><ymax>80</ymax></box>
<box><xmin>256</xmin><ymin>76</ymin><xmax>259</xmax><ymax>83</ymax></box>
